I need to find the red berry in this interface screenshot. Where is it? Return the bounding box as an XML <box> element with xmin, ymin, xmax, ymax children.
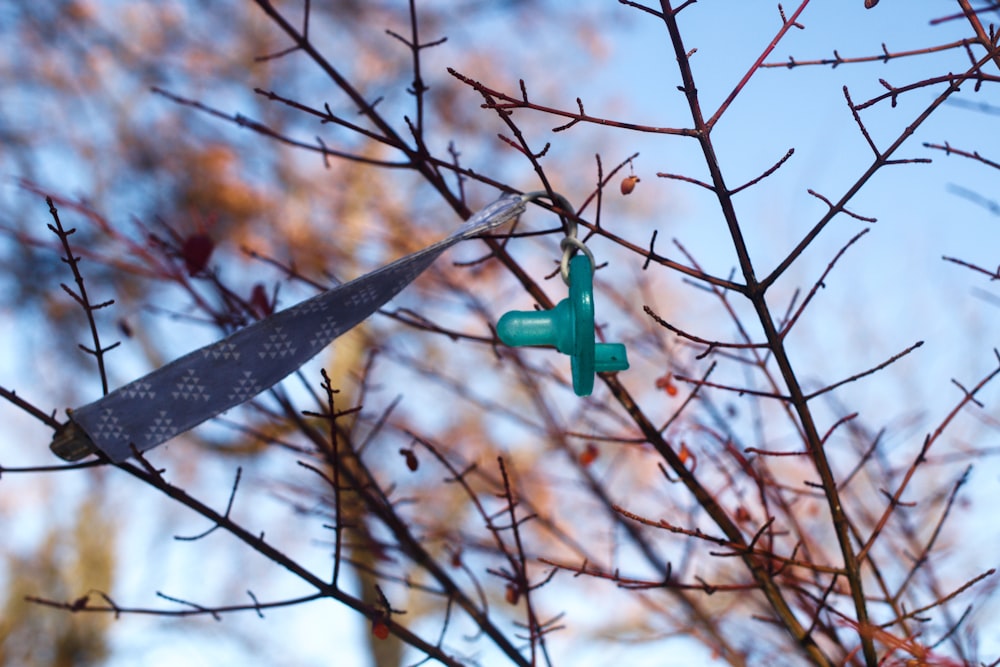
<box><xmin>620</xmin><ymin>175</ymin><xmax>640</xmax><ymax>195</ymax></box>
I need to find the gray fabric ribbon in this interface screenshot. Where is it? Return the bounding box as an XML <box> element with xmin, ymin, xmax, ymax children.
<box><xmin>54</xmin><ymin>194</ymin><xmax>526</xmax><ymax>462</ymax></box>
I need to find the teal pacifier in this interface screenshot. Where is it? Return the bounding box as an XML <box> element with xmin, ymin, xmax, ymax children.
<box><xmin>497</xmin><ymin>196</ymin><xmax>628</xmax><ymax>396</ymax></box>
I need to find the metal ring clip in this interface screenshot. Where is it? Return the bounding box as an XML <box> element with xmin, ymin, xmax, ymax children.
<box><xmin>521</xmin><ymin>190</ymin><xmax>594</xmax><ymax>284</ymax></box>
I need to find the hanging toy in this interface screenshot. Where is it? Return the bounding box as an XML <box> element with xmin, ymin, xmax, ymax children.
<box><xmin>496</xmin><ymin>193</ymin><xmax>629</xmax><ymax>396</ymax></box>
<box><xmin>48</xmin><ymin>190</ymin><xmax>627</xmax><ymax>463</ymax></box>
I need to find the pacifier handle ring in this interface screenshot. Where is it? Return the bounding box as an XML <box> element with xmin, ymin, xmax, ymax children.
<box><xmin>560</xmin><ymin>236</ymin><xmax>595</xmax><ymax>284</ymax></box>
<box><xmin>521</xmin><ymin>190</ymin><xmax>595</xmax><ymax>285</ymax></box>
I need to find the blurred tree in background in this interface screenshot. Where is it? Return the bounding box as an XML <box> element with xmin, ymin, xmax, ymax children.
<box><xmin>1</xmin><ymin>1</ymin><xmax>999</xmax><ymax>666</ymax></box>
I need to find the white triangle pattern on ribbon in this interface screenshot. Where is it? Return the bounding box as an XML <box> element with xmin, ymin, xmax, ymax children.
<box><xmin>68</xmin><ymin>194</ymin><xmax>526</xmax><ymax>462</ymax></box>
